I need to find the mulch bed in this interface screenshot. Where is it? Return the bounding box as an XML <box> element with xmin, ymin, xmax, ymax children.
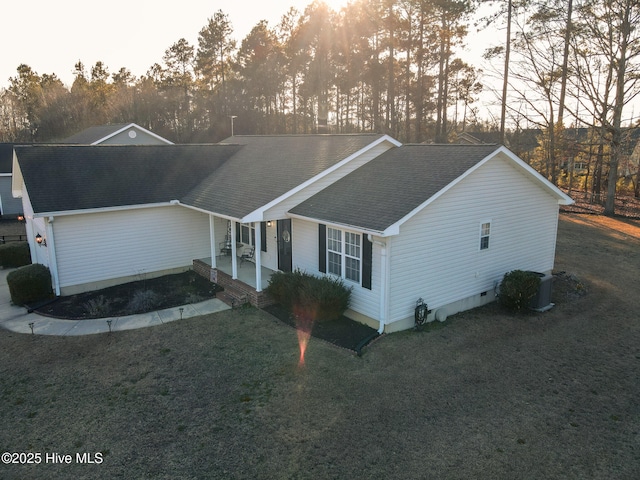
<box><xmin>262</xmin><ymin>303</ymin><xmax>379</xmax><ymax>354</ymax></box>
<box><xmin>33</xmin><ymin>271</ymin><xmax>222</xmax><ymax>320</ymax></box>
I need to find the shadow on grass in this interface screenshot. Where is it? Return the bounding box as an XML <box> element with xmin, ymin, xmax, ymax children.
<box><xmin>262</xmin><ymin>304</ymin><xmax>379</xmax><ymax>355</ymax></box>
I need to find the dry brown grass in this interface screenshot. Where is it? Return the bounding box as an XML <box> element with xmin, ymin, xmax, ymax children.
<box><xmin>1</xmin><ymin>213</ymin><xmax>639</xmax><ymax>479</ymax></box>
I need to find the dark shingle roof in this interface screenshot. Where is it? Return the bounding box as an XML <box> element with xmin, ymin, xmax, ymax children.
<box><xmin>290</xmin><ymin>144</ymin><xmax>502</xmax><ymax>232</ymax></box>
<box><xmin>16</xmin><ymin>145</ymin><xmax>241</xmax><ymax>214</ymax></box>
<box><xmin>0</xmin><ymin>143</ymin><xmax>14</xmax><ymax>174</ymax></box>
<box><xmin>181</xmin><ymin>134</ymin><xmax>387</xmax><ymax>218</ymax></box>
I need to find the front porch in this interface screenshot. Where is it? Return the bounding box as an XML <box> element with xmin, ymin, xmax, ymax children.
<box><xmin>193</xmin><ymin>257</ymin><xmax>276</xmax><ymax>308</ymax></box>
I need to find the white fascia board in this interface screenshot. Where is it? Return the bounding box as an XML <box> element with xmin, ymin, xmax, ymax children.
<box><xmin>245</xmin><ymin>134</ymin><xmax>402</xmax><ymax>222</ymax></box>
<box><xmin>32</xmin><ymin>201</ymin><xmax>181</xmax><ymax>219</ymax></box>
<box><xmin>287</xmin><ymin>212</ymin><xmax>388</xmax><ymax>237</ymax></box>
<box><xmin>11</xmin><ymin>152</ymin><xmax>24</xmax><ymax>198</ymax></box>
<box><xmin>381</xmin><ymin>145</ymin><xmax>573</xmax><ymax>236</ymax></box>
<box><xmin>93</xmin><ymin>123</ymin><xmax>174</xmax><ymax>145</ymax></box>
<box><xmin>177</xmin><ymin>202</ymin><xmax>242</xmax><ymax>222</ymax></box>
<box><xmin>0</xmin><ymin>173</ymin><xmax>11</xmax><ymax>177</ymax></box>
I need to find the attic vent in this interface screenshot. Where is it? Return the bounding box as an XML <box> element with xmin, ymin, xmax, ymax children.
<box><xmin>128</xmin><ymin>130</ymin><xmax>137</xmax><ymax>139</ymax></box>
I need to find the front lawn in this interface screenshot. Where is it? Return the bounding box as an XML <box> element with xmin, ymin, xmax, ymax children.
<box><xmin>1</xmin><ymin>214</ymin><xmax>639</xmax><ymax>479</ymax></box>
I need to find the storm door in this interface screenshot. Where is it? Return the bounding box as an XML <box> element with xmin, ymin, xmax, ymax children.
<box><xmin>277</xmin><ymin>219</ymin><xmax>292</xmax><ymax>272</ymax></box>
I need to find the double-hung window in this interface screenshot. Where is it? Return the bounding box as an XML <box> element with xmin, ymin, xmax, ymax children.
<box><xmin>480</xmin><ymin>221</ymin><xmax>491</xmax><ymax>250</ymax></box>
<box><xmin>327</xmin><ymin>227</ymin><xmax>361</xmax><ymax>283</ymax></box>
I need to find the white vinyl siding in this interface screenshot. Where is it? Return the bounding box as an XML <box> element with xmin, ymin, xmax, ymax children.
<box><xmin>388</xmin><ymin>154</ymin><xmax>560</xmax><ymax>323</ymax></box>
<box><xmin>292</xmin><ymin>218</ymin><xmax>382</xmax><ymax>321</ymax></box>
<box><xmin>53</xmin><ymin>206</ymin><xmax>210</xmax><ymax>291</ymax></box>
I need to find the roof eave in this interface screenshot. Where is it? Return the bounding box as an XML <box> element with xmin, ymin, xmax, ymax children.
<box><xmin>287</xmin><ymin>212</ymin><xmax>388</xmax><ymax>237</ymax></box>
<box><xmin>32</xmin><ymin>201</ymin><xmax>182</xmax><ymax>218</ymax></box>
<box><xmin>382</xmin><ymin>145</ymin><xmax>574</xmax><ymax>234</ymax></box>
<box><xmin>92</xmin><ymin>123</ymin><xmax>174</xmax><ymax>145</ymax></box>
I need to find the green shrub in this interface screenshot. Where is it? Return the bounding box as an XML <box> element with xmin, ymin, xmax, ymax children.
<box><xmin>499</xmin><ymin>270</ymin><xmax>542</xmax><ymax>312</ymax></box>
<box><xmin>6</xmin><ymin>263</ymin><xmax>53</xmax><ymax>306</ymax></box>
<box><xmin>265</xmin><ymin>269</ymin><xmax>305</xmax><ymax>310</ymax></box>
<box><xmin>266</xmin><ymin>269</ymin><xmax>352</xmax><ymax>322</ymax></box>
<box><xmin>0</xmin><ymin>242</ymin><xmax>31</xmax><ymax>268</ymax></box>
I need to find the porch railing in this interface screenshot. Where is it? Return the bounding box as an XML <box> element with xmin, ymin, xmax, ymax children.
<box><xmin>0</xmin><ymin>235</ymin><xmax>27</xmax><ymax>244</ymax></box>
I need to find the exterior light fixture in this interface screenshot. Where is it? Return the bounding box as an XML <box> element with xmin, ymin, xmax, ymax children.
<box><xmin>267</xmin><ymin>221</ymin><xmax>272</xmax><ymax>227</ymax></box>
<box><xmin>35</xmin><ymin>233</ymin><xmax>47</xmax><ymax>247</ymax></box>
<box><xmin>17</xmin><ymin>214</ymin><xmax>25</xmax><ymax>222</ymax></box>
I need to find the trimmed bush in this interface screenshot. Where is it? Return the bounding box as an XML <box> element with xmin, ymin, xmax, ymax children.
<box><xmin>6</xmin><ymin>264</ymin><xmax>53</xmax><ymax>306</ymax></box>
<box><xmin>266</xmin><ymin>269</ymin><xmax>352</xmax><ymax>322</ymax></box>
<box><xmin>499</xmin><ymin>270</ymin><xmax>542</xmax><ymax>312</ymax></box>
<box><xmin>0</xmin><ymin>242</ymin><xmax>31</xmax><ymax>268</ymax></box>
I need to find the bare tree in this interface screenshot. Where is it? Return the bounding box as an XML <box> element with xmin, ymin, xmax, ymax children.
<box><xmin>571</xmin><ymin>0</ymin><xmax>640</xmax><ymax>215</ymax></box>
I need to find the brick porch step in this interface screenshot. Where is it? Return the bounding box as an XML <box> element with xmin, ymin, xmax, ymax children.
<box><xmin>218</xmin><ymin>284</ymin><xmax>249</xmax><ymax>308</ymax></box>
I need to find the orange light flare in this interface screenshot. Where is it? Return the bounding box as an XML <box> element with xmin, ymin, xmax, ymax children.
<box><xmin>292</xmin><ymin>304</ymin><xmax>317</xmax><ymax>368</ymax></box>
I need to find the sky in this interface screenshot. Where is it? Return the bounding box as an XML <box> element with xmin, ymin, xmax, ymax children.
<box><xmin>0</xmin><ymin>0</ymin><xmax>354</xmax><ymax>89</ymax></box>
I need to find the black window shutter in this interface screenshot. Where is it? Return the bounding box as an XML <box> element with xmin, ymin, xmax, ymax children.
<box><xmin>251</xmin><ymin>225</ymin><xmax>255</xmax><ymax>246</ymax></box>
<box><xmin>235</xmin><ymin>222</ymin><xmax>240</xmax><ymax>242</ymax></box>
<box><xmin>362</xmin><ymin>234</ymin><xmax>372</xmax><ymax>290</ymax></box>
<box><xmin>318</xmin><ymin>224</ymin><xmax>326</xmax><ymax>273</ymax></box>
<box><xmin>260</xmin><ymin>222</ymin><xmax>267</xmax><ymax>252</ymax></box>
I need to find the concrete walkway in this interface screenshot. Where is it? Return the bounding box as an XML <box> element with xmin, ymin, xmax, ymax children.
<box><xmin>0</xmin><ymin>268</ymin><xmax>230</xmax><ymax>336</ymax></box>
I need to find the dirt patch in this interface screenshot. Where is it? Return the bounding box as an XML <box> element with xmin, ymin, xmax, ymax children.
<box><xmin>33</xmin><ymin>271</ymin><xmax>222</xmax><ymax>319</ymax></box>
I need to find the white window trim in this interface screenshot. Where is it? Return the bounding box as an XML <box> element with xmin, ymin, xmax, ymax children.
<box><xmin>327</xmin><ymin>227</ymin><xmax>361</xmax><ymax>283</ymax></box>
<box><xmin>479</xmin><ymin>220</ymin><xmax>491</xmax><ymax>251</ymax></box>
<box><xmin>240</xmin><ymin>222</ymin><xmax>255</xmax><ymax>246</ymax></box>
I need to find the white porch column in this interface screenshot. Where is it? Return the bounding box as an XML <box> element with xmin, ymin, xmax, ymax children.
<box><xmin>231</xmin><ymin>220</ymin><xmax>238</xmax><ymax>280</ymax></box>
<box><xmin>254</xmin><ymin>222</ymin><xmax>262</xmax><ymax>292</ymax></box>
<box><xmin>209</xmin><ymin>215</ymin><xmax>217</xmax><ymax>269</ymax></box>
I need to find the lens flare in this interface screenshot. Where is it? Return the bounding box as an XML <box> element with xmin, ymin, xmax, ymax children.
<box><xmin>293</xmin><ymin>304</ymin><xmax>317</xmax><ymax>367</ymax></box>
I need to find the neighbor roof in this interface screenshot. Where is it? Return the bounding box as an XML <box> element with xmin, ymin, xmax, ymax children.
<box><xmin>15</xmin><ymin>144</ymin><xmax>242</xmax><ymax>214</ymax></box>
<box><xmin>61</xmin><ymin>123</ymin><xmax>173</xmax><ymax>145</ymax></box>
<box><xmin>0</xmin><ymin>143</ymin><xmax>14</xmax><ymax>174</ymax></box>
<box><xmin>181</xmin><ymin>134</ymin><xmax>390</xmax><ymax>219</ymax></box>
<box><xmin>290</xmin><ymin>144</ymin><xmax>510</xmax><ymax>233</ymax></box>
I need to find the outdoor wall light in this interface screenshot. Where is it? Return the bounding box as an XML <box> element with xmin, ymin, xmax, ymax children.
<box><xmin>17</xmin><ymin>214</ymin><xmax>25</xmax><ymax>222</ymax></box>
<box><xmin>35</xmin><ymin>233</ymin><xmax>47</xmax><ymax>247</ymax></box>
<box><xmin>267</xmin><ymin>221</ymin><xmax>272</xmax><ymax>227</ymax></box>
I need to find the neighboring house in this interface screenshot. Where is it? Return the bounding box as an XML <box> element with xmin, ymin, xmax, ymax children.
<box><xmin>0</xmin><ymin>143</ymin><xmax>26</xmax><ymax>216</ymax></box>
<box><xmin>61</xmin><ymin>123</ymin><xmax>173</xmax><ymax>145</ymax></box>
<box><xmin>12</xmin><ymin>135</ymin><xmax>572</xmax><ymax>333</ymax></box>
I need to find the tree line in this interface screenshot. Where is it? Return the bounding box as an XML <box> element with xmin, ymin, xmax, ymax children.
<box><xmin>1</xmin><ymin>0</ymin><xmax>639</xmax><ymax>215</ymax></box>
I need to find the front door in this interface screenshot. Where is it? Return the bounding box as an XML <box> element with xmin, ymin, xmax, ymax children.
<box><xmin>277</xmin><ymin>219</ymin><xmax>292</xmax><ymax>272</ymax></box>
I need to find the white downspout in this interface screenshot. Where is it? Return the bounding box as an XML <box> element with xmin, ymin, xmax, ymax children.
<box><xmin>45</xmin><ymin>217</ymin><xmax>61</xmax><ymax>296</ymax></box>
<box><xmin>369</xmin><ymin>234</ymin><xmax>388</xmax><ymax>334</ymax></box>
